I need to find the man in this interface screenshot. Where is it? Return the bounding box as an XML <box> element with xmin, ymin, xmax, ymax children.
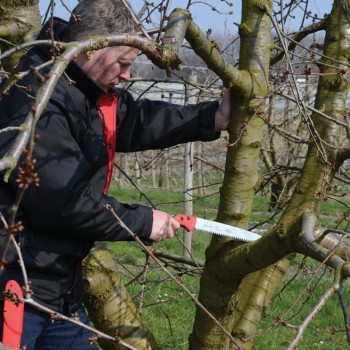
<box><xmin>0</xmin><ymin>0</ymin><xmax>231</xmax><ymax>348</ymax></box>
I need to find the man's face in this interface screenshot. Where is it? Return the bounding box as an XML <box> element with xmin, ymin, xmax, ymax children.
<box><xmin>76</xmin><ymin>46</ymin><xmax>139</xmax><ymax>92</ymax></box>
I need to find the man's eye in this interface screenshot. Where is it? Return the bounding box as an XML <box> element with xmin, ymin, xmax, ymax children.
<box><xmin>120</xmin><ymin>63</ymin><xmax>131</xmax><ymax>69</ymax></box>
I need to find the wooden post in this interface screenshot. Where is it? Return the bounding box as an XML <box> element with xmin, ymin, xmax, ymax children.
<box><xmin>183</xmin><ymin>73</ymin><xmax>197</xmax><ymax>257</ymax></box>
<box><xmin>196</xmin><ymin>142</ymin><xmax>205</xmax><ymax>196</ymax></box>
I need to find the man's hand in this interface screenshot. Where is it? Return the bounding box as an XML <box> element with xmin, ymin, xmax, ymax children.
<box><xmin>149</xmin><ymin>210</ymin><xmax>180</xmax><ymax>242</ymax></box>
<box><xmin>215</xmin><ymin>89</ymin><xmax>231</xmax><ymax>132</ymax></box>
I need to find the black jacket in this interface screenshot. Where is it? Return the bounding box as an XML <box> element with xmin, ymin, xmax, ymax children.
<box><xmin>0</xmin><ymin>18</ymin><xmax>219</xmax><ymax>313</ymax></box>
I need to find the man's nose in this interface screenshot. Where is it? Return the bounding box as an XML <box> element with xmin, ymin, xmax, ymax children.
<box><xmin>119</xmin><ymin>68</ymin><xmax>131</xmax><ymax>81</ymax></box>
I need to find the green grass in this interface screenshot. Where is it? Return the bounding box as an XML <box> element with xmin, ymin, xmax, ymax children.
<box><xmin>108</xmin><ymin>240</ymin><xmax>350</xmax><ymax>349</ymax></box>
<box><xmin>256</xmin><ymin>271</ymin><xmax>350</xmax><ymax>350</ymax></box>
<box><xmin>108</xmin><ymin>240</ymin><xmax>201</xmax><ymax>349</ymax></box>
<box><xmin>129</xmin><ymin>273</ymin><xmax>199</xmax><ymax>349</ymax></box>
<box><xmin>106</xmin><ymin>185</ymin><xmax>350</xmax><ymax>349</ymax></box>
<box><xmin>109</xmin><ymin>184</ymin><xmax>263</xmax><ymax>219</ymax></box>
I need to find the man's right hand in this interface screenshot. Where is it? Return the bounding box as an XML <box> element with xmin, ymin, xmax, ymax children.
<box><xmin>149</xmin><ymin>210</ymin><xmax>180</xmax><ymax>243</ymax></box>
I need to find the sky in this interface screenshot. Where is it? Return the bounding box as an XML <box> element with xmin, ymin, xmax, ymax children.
<box><xmin>39</xmin><ymin>1</ymin><xmax>333</xmax><ymax>36</ymax></box>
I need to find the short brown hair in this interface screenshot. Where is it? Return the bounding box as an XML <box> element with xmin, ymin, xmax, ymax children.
<box><xmin>61</xmin><ymin>0</ymin><xmax>139</xmax><ymax>42</ymax></box>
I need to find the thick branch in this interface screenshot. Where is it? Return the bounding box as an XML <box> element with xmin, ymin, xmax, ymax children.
<box><xmin>295</xmin><ymin>214</ymin><xmax>349</xmax><ymax>274</ymax></box>
<box><xmin>0</xmin><ymin>34</ymin><xmax>181</xmax><ymax>178</ymax></box>
<box><xmin>165</xmin><ymin>8</ymin><xmax>247</xmax><ymax>91</ymax></box>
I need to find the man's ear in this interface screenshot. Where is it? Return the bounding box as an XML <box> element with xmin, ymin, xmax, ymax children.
<box><xmin>76</xmin><ymin>50</ymin><xmax>93</xmax><ymax>65</ymax></box>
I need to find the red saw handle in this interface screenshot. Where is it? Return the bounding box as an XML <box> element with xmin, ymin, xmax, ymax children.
<box><xmin>173</xmin><ymin>214</ymin><xmax>197</xmax><ymax>232</ymax></box>
<box><xmin>2</xmin><ymin>280</ymin><xmax>24</xmax><ymax>349</ymax></box>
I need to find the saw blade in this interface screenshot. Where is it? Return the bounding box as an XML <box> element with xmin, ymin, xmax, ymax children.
<box><xmin>194</xmin><ymin>218</ymin><xmax>260</xmax><ymax>242</ymax></box>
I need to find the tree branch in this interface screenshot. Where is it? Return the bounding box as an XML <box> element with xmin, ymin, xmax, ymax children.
<box><xmin>270</xmin><ymin>17</ymin><xmax>328</xmax><ymax>65</ymax></box>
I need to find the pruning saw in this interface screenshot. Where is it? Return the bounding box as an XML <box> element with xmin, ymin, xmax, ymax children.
<box><xmin>174</xmin><ymin>214</ymin><xmax>260</xmax><ymax>242</ymax></box>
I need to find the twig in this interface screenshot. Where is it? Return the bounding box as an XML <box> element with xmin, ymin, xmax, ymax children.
<box><xmin>264</xmin><ymin>5</ymin><xmax>329</xmax><ymax>165</ymax></box>
<box><xmin>0</xmin><ymin>126</ymin><xmax>23</xmax><ymax>134</ymax></box>
<box><xmin>138</xmin><ymin>254</ymin><xmax>151</xmax><ymax>313</ymax></box>
<box><xmin>0</xmin><ymin>185</ymin><xmax>27</xmax><ymax>273</ymax></box>
<box><xmin>120</xmin><ymin>0</ymin><xmax>152</xmax><ymax>39</ymax></box>
<box><xmin>153</xmin><ymin>249</ymin><xmax>204</xmax><ymax>267</ymax></box>
<box><xmin>338</xmin><ymin>285</ymin><xmax>350</xmax><ymax>345</ymax></box>
<box><xmin>277</xmin><ymin>92</ymin><xmax>347</xmax><ymax>127</ymax></box>
<box><xmin>114</xmin><ymin>161</ymin><xmax>157</xmax><ymax>208</ymax></box>
<box><xmin>22</xmin><ymin>297</ymin><xmax>137</xmax><ymax>350</ymax></box>
<box><xmin>270</xmin><ymin>17</ymin><xmax>328</xmax><ymax>65</ymax></box>
<box><xmin>0</xmin><ymin>40</ymin><xmax>62</xmax><ymax>62</ymax></box>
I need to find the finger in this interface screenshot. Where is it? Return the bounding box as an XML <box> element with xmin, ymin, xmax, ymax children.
<box><xmin>170</xmin><ymin>217</ymin><xmax>181</xmax><ymax>231</ymax></box>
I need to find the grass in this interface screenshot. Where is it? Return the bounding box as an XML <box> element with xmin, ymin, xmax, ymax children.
<box><xmin>256</xmin><ymin>273</ymin><xmax>350</xmax><ymax>350</ymax></box>
<box><xmin>106</xmin><ymin>184</ymin><xmax>350</xmax><ymax>349</ymax></box>
<box><xmin>108</xmin><ymin>241</ymin><xmax>201</xmax><ymax>349</ymax></box>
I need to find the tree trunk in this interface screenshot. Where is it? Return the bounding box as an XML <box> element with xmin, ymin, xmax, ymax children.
<box><xmin>190</xmin><ymin>0</ymin><xmax>350</xmax><ymax>349</ymax></box>
<box><xmin>83</xmin><ymin>247</ymin><xmax>160</xmax><ymax>350</ymax></box>
<box><xmin>190</xmin><ymin>1</ymin><xmax>274</xmax><ymax>348</ymax></box>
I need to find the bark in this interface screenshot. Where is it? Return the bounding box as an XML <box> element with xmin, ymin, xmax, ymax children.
<box><xmin>83</xmin><ymin>247</ymin><xmax>160</xmax><ymax>350</ymax></box>
<box><xmin>0</xmin><ymin>0</ymin><xmax>41</xmax><ymax>70</ymax></box>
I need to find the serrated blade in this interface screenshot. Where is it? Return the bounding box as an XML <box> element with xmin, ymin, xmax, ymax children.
<box><xmin>194</xmin><ymin>218</ymin><xmax>260</xmax><ymax>242</ymax></box>
<box><xmin>173</xmin><ymin>214</ymin><xmax>260</xmax><ymax>242</ymax></box>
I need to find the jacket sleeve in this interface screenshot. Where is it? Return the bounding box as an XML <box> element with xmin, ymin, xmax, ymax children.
<box><xmin>116</xmin><ymin>89</ymin><xmax>220</xmax><ymax>152</ymax></box>
<box><xmin>7</xmin><ymin>102</ymin><xmax>153</xmax><ymax>243</ymax></box>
